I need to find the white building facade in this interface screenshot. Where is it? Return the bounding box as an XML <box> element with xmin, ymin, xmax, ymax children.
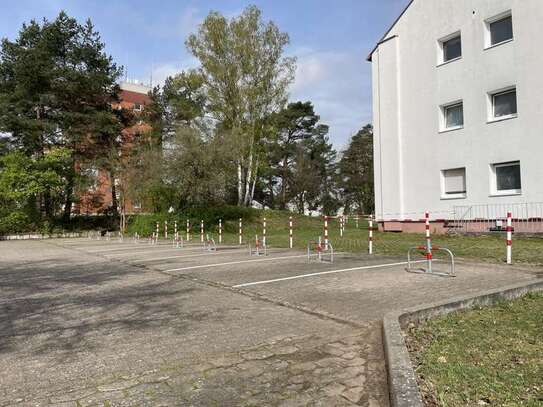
<box><xmin>369</xmin><ymin>0</ymin><xmax>543</xmax><ymax>232</ymax></box>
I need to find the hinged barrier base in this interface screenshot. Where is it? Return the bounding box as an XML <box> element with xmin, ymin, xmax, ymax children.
<box><xmin>203</xmin><ymin>237</ymin><xmax>217</xmax><ymax>252</ymax></box>
<box><xmin>249</xmin><ymin>240</ymin><xmax>267</xmax><ymax>256</ymax></box>
<box><xmin>307</xmin><ymin>239</ymin><xmax>334</xmax><ymax>263</ymax></box>
<box><xmin>405</xmin><ymin>245</ymin><xmax>456</xmax><ymax>277</ymax></box>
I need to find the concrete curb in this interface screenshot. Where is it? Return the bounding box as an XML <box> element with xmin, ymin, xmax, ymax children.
<box><xmin>383</xmin><ymin>278</ymin><xmax>543</xmax><ymax>407</ymax></box>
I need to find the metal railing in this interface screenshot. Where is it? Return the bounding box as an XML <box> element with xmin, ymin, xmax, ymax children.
<box><xmin>451</xmin><ymin>202</ymin><xmax>543</xmax><ymax>234</ymax></box>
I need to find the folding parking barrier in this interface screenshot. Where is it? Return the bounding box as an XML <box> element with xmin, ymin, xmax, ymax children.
<box><xmin>203</xmin><ymin>234</ymin><xmax>217</xmax><ymax>252</ymax></box>
<box><xmin>405</xmin><ymin>212</ymin><xmax>455</xmax><ymax>277</ymax></box>
<box><xmin>249</xmin><ymin>235</ymin><xmax>267</xmax><ymax>257</ymax></box>
<box><xmin>307</xmin><ymin>237</ymin><xmax>334</xmax><ymax>263</ymax></box>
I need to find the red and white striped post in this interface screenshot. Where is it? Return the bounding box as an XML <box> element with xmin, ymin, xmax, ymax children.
<box><xmin>200</xmin><ymin>220</ymin><xmax>204</xmax><ymax>243</ymax></box>
<box><xmin>239</xmin><ymin>218</ymin><xmax>243</xmax><ymax>245</ymax></box>
<box><xmin>340</xmin><ymin>215</ymin><xmax>344</xmax><ymax>237</ymax></box>
<box><xmin>262</xmin><ymin>217</ymin><xmax>267</xmax><ymax>247</ymax></box>
<box><xmin>368</xmin><ymin>215</ymin><xmax>373</xmax><ymax>255</ymax></box>
<box><xmin>425</xmin><ymin>211</ymin><xmax>433</xmax><ymax>272</ymax></box>
<box><xmin>506</xmin><ymin>212</ymin><xmax>513</xmax><ymax>265</ymax></box>
<box><xmin>289</xmin><ymin>216</ymin><xmax>293</xmax><ymax>249</ymax></box>
<box><xmin>324</xmin><ymin>215</ymin><xmax>329</xmax><ymax>250</ymax></box>
<box><xmin>186</xmin><ymin>219</ymin><xmax>190</xmax><ymax>241</ymax></box>
<box><xmin>164</xmin><ymin>221</ymin><xmax>168</xmax><ymax>239</ymax></box>
<box><xmin>218</xmin><ymin>219</ymin><xmax>222</xmax><ymax>244</ymax></box>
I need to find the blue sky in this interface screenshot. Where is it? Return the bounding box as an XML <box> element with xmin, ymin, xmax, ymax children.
<box><xmin>1</xmin><ymin>0</ymin><xmax>410</xmax><ymax>149</ymax></box>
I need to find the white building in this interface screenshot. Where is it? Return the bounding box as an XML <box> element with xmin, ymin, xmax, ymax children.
<box><xmin>368</xmin><ymin>0</ymin><xmax>543</xmax><ymax>232</ymax></box>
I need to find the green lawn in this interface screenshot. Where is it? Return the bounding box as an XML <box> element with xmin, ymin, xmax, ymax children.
<box><xmin>406</xmin><ymin>293</ymin><xmax>543</xmax><ymax>406</ymax></box>
<box><xmin>151</xmin><ymin>210</ymin><xmax>543</xmax><ymax>266</ymax></box>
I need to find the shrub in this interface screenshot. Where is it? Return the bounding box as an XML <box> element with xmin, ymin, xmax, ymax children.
<box><xmin>0</xmin><ymin>211</ymin><xmax>32</xmax><ymax>235</ymax></box>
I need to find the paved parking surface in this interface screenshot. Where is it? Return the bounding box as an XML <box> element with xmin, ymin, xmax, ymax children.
<box><xmin>1</xmin><ymin>238</ymin><xmax>540</xmax><ymax>406</ymax></box>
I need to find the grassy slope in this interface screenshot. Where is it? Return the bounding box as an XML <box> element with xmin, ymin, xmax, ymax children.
<box><xmin>406</xmin><ymin>293</ymin><xmax>543</xmax><ymax>406</ymax></box>
<box><xmin>138</xmin><ymin>209</ymin><xmax>543</xmax><ymax>265</ymax></box>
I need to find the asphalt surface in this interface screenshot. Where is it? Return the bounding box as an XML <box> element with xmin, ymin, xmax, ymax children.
<box><xmin>1</xmin><ymin>237</ymin><xmax>540</xmax><ymax>406</ymax></box>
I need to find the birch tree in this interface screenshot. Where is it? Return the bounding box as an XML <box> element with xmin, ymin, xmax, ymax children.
<box><xmin>186</xmin><ymin>5</ymin><xmax>295</xmax><ymax>206</ymax></box>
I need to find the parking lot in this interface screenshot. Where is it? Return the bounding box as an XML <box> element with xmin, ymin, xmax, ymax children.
<box><xmin>1</xmin><ymin>237</ymin><xmax>540</xmax><ymax>406</ymax></box>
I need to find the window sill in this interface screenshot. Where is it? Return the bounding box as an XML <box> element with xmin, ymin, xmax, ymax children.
<box><xmin>439</xmin><ymin>126</ymin><xmax>464</xmax><ymax>134</ymax></box>
<box><xmin>437</xmin><ymin>56</ymin><xmax>462</xmax><ymax>67</ymax></box>
<box><xmin>489</xmin><ymin>191</ymin><xmax>522</xmax><ymax>198</ymax></box>
<box><xmin>487</xmin><ymin>114</ymin><xmax>517</xmax><ymax>124</ymax></box>
<box><xmin>441</xmin><ymin>194</ymin><xmax>467</xmax><ymax>200</ymax></box>
<box><xmin>484</xmin><ymin>38</ymin><xmax>513</xmax><ymax>51</ymax></box>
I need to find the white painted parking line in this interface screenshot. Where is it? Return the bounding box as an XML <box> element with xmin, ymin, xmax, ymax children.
<box><xmin>161</xmin><ymin>253</ymin><xmax>346</xmax><ymax>273</ymax></box>
<box><xmin>103</xmin><ymin>247</ymin><xmax>216</xmax><ymax>257</ymax></box>
<box><xmin>233</xmin><ymin>260</ymin><xmax>427</xmax><ymax>288</ymax></box>
<box><xmin>130</xmin><ymin>248</ymin><xmax>258</xmax><ymax>263</ymax></box>
<box><xmin>86</xmin><ymin>243</ymin><xmax>211</xmax><ymax>253</ymax></box>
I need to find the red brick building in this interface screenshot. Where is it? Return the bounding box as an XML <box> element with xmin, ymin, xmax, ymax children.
<box><xmin>76</xmin><ymin>81</ymin><xmax>152</xmax><ymax>215</ymax></box>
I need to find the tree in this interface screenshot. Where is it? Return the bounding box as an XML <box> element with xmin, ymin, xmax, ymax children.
<box><xmin>0</xmin><ymin>12</ymin><xmax>123</xmax><ymax>221</ymax></box>
<box><xmin>186</xmin><ymin>5</ymin><xmax>296</xmax><ymax>206</ymax></box>
<box><xmin>289</xmin><ymin>124</ymin><xmax>338</xmax><ymax>214</ymax></box>
<box><xmin>268</xmin><ymin>101</ymin><xmax>322</xmax><ymax>209</ymax></box>
<box><xmin>338</xmin><ymin>124</ymin><xmax>374</xmax><ymax>214</ymax></box>
<box><xmin>0</xmin><ymin>149</ymin><xmax>71</xmax><ymax>230</ymax></box>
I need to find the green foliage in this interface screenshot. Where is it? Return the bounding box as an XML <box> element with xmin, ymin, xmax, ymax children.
<box><xmin>0</xmin><ymin>149</ymin><xmax>71</xmax><ymax>232</ymax></box>
<box><xmin>338</xmin><ymin>124</ymin><xmax>374</xmax><ymax>214</ymax></box>
<box><xmin>186</xmin><ymin>5</ymin><xmax>296</xmax><ymax>206</ymax></box>
<box><xmin>126</xmin><ymin>206</ymin><xmax>258</xmax><ymax>236</ymax></box>
<box><xmin>0</xmin><ymin>11</ymin><xmax>123</xmax><ymax>221</ymax></box>
<box><xmin>0</xmin><ymin>211</ymin><xmax>31</xmax><ymax>235</ymax></box>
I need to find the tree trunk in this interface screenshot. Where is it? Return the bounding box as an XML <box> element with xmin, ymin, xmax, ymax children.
<box><xmin>237</xmin><ymin>162</ymin><xmax>244</xmax><ymax>206</ymax></box>
<box><xmin>62</xmin><ymin>180</ymin><xmax>74</xmax><ymax>222</ymax></box>
<box><xmin>44</xmin><ymin>189</ymin><xmax>53</xmax><ymax>220</ymax></box>
<box><xmin>243</xmin><ymin>149</ymin><xmax>254</xmax><ymax>207</ymax></box>
<box><xmin>268</xmin><ymin>175</ymin><xmax>274</xmax><ymax>208</ymax></box>
<box><xmin>110</xmin><ymin>170</ymin><xmax>118</xmax><ymax>216</ymax></box>
<box><xmin>280</xmin><ymin>156</ymin><xmax>288</xmax><ymax>210</ymax></box>
<box><xmin>249</xmin><ymin>158</ymin><xmax>259</xmax><ymax>206</ymax></box>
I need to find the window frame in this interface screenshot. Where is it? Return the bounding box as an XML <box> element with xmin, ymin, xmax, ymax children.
<box><xmin>490</xmin><ymin>161</ymin><xmax>522</xmax><ymax>196</ymax></box>
<box><xmin>487</xmin><ymin>86</ymin><xmax>517</xmax><ymax>123</ymax></box>
<box><xmin>484</xmin><ymin>11</ymin><xmax>513</xmax><ymax>49</ymax></box>
<box><xmin>439</xmin><ymin>100</ymin><xmax>464</xmax><ymax>132</ymax></box>
<box><xmin>440</xmin><ymin>167</ymin><xmax>467</xmax><ymax>200</ymax></box>
<box><xmin>437</xmin><ymin>31</ymin><xmax>462</xmax><ymax>66</ymax></box>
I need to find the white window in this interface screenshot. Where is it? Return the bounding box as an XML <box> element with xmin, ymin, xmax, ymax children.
<box><xmin>439</xmin><ymin>33</ymin><xmax>462</xmax><ymax>65</ymax></box>
<box><xmin>133</xmin><ymin>102</ymin><xmax>143</xmax><ymax>111</ymax></box>
<box><xmin>485</xmin><ymin>11</ymin><xmax>513</xmax><ymax>48</ymax></box>
<box><xmin>438</xmin><ymin>32</ymin><xmax>462</xmax><ymax>65</ymax></box>
<box><xmin>133</xmin><ymin>201</ymin><xmax>142</xmax><ymax>209</ymax></box>
<box><xmin>441</xmin><ymin>168</ymin><xmax>466</xmax><ymax>199</ymax></box>
<box><xmin>488</xmin><ymin>87</ymin><xmax>517</xmax><ymax>121</ymax></box>
<box><xmin>440</xmin><ymin>101</ymin><xmax>464</xmax><ymax>131</ymax></box>
<box><xmin>491</xmin><ymin>161</ymin><xmax>521</xmax><ymax>195</ymax></box>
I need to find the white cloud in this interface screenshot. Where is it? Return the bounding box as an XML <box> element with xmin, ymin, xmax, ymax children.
<box><xmin>289</xmin><ymin>48</ymin><xmax>372</xmax><ymax>150</ymax></box>
<box><xmin>149</xmin><ymin>57</ymin><xmax>199</xmax><ymax>87</ymax></box>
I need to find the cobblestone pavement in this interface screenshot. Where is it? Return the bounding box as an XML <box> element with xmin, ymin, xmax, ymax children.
<box><xmin>1</xmin><ymin>239</ymin><xmax>540</xmax><ymax>406</ymax></box>
<box><xmin>0</xmin><ymin>240</ymin><xmax>388</xmax><ymax>406</ymax></box>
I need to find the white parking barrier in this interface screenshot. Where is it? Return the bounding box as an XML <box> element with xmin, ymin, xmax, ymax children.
<box><xmin>289</xmin><ymin>216</ymin><xmax>293</xmax><ymax>249</ymax></box>
<box><xmin>368</xmin><ymin>215</ymin><xmax>373</xmax><ymax>255</ymax></box>
<box><xmin>239</xmin><ymin>218</ymin><xmax>243</xmax><ymax>245</ymax></box>
<box><xmin>506</xmin><ymin>212</ymin><xmax>513</xmax><ymax>265</ymax></box>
